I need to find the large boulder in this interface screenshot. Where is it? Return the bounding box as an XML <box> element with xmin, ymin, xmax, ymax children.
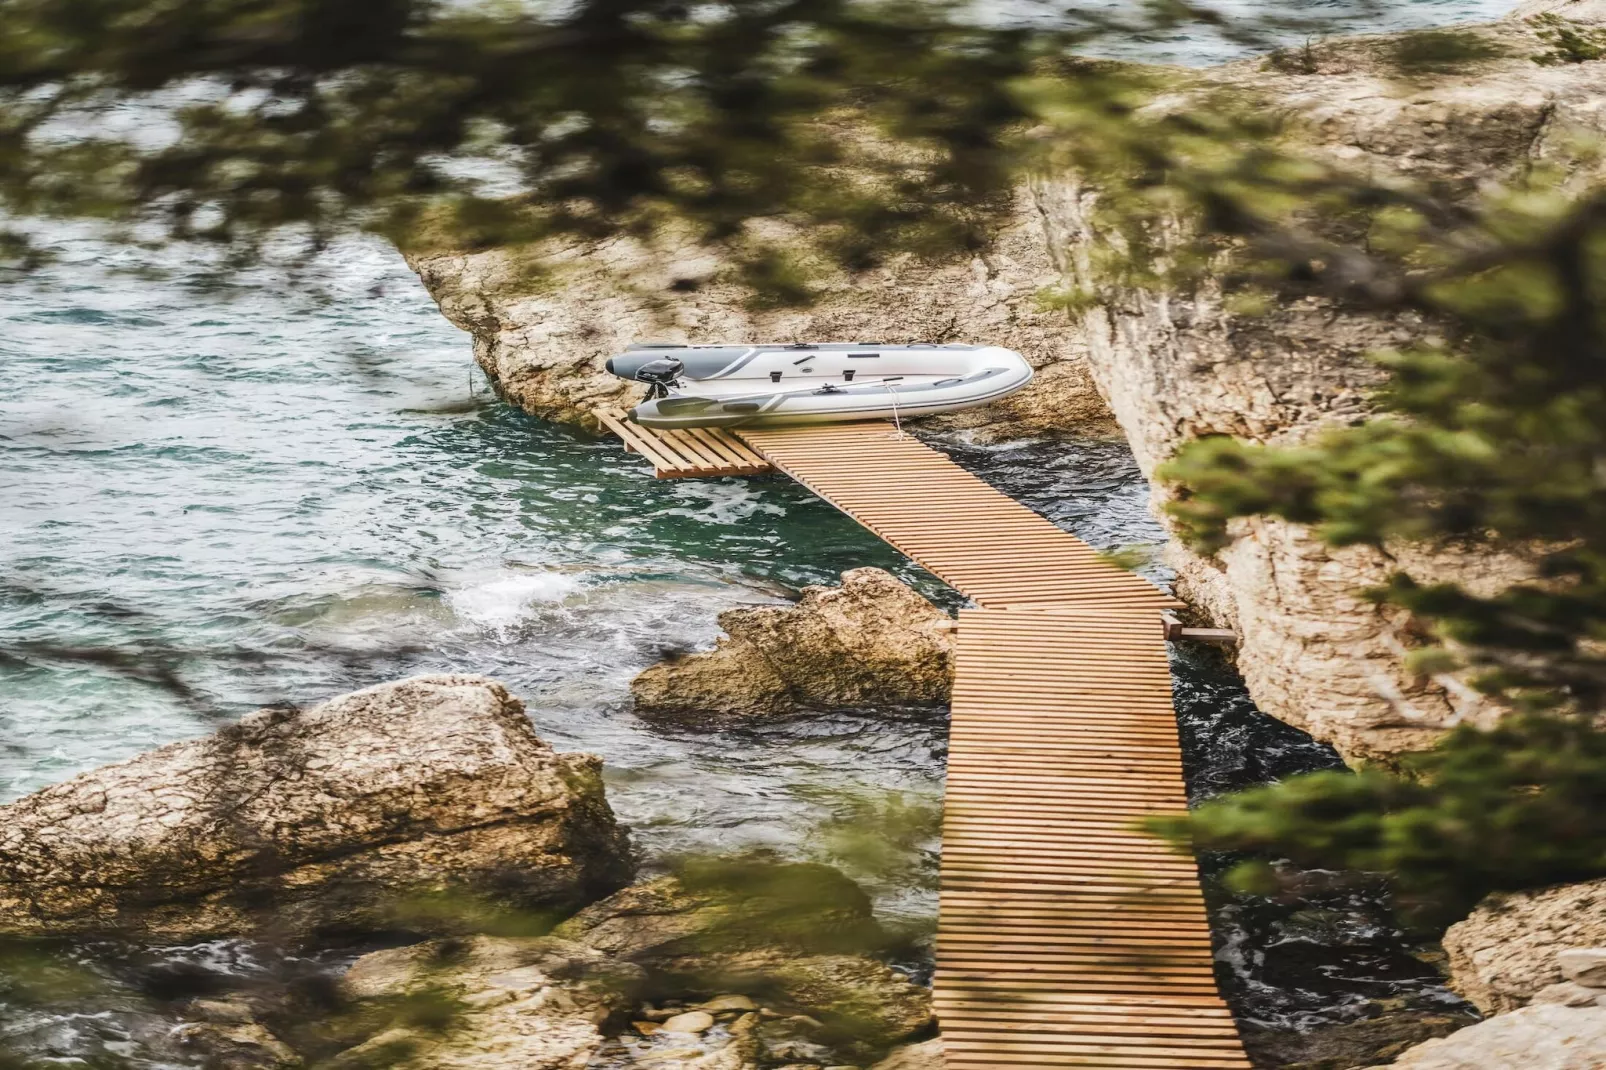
<box><xmin>631</xmin><ymin>568</ymin><xmax>953</xmax><ymax>719</ymax></box>
<box><xmin>1364</xmin><ymin>1004</ymin><xmax>1606</xmax><ymax>1069</ymax></box>
<box><xmin>0</xmin><ymin>675</ymin><xmax>633</xmax><ymax>942</ymax></box>
<box><xmin>1444</xmin><ymin>880</ymin><xmax>1606</xmax><ymax>1013</ymax></box>
<box><xmin>554</xmin><ymin>861</ymin><xmax>933</xmax><ymax>1047</ymax></box>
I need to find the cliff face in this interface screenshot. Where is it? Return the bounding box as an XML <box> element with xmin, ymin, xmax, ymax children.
<box><xmin>1035</xmin><ymin>5</ymin><xmax>1606</xmax><ymax>761</ymax></box>
<box><xmin>408</xmin><ymin>6</ymin><xmax>1605</xmax><ymax>764</ymax></box>
<box><xmin>409</xmin><ymin>190</ymin><xmax>1116</xmax><ymax>440</ymax></box>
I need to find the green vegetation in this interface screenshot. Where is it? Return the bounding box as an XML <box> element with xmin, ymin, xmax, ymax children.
<box><xmin>1530</xmin><ymin>12</ymin><xmax>1606</xmax><ymax>65</ymax></box>
<box><xmin>0</xmin><ymin>0</ymin><xmax>1046</xmax><ymax>295</ymax></box>
<box><xmin>1151</xmin><ymin>715</ymin><xmax>1606</xmax><ymax>929</ymax></box>
<box><xmin>1128</xmin><ymin>52</ymin><xmax>1606</xmax><ymax>925</ymax></box>
<box><xmin>1389</xmin><ymin>28</ymin><xmax>1506</xmax><ymax>73</ymax></box>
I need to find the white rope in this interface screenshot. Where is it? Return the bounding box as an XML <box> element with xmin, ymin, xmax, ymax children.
<box><xmin>888</xmin><ymin>382</ymin><xmax>904</xmax><ymax>439</ymax></box>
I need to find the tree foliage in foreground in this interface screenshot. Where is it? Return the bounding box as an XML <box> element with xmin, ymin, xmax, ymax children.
<box><xmin>0</xmin><ymin>0</ymin><xmax>1048</xmax><ymax>289</ymax></box>
<box><xmin>1047</xmin><ymin>20</ymin><xmax>1606</xmax><ymax>920</ymax></box>
<box><xmin>1151</xmin><ymin>714</ymin><xmax>1606</xmax><ymax>929</ymax></box>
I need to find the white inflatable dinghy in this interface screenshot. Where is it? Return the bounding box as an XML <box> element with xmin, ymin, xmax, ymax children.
<box><xmin>606</xmin><ymin>343</ymin><xmax>1033</xmax><ymax>430</ymax></box>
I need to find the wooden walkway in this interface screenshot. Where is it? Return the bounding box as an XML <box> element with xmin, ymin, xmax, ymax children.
<box><xmin>936</xmin><ymin>608</ymin><xmax>1249</xmax><ymax>1068</ymax></box>
<box><xmin>734</xmin><ymin>422</ymin><xmax>1179</xmax><ymax>611</ymax></box>
<box><xmin>594</xmin><ymin>408</ymin><xmax>772</xmax><ymax>477</ymax></box>
<box><xmin>599</xmin><ymin>414</ymin><xmax>1248</xmax><ymax>1067</ymax></box>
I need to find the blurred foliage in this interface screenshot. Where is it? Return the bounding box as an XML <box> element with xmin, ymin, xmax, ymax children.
<box><xmin>1064</xmin><ymin>4</ymin><xmax>1606</xmax><ymax>924</ymax></box>
<box><xmin>670</xmin><ymin>852</ymin><xmax>889</xmax><ymax>954</ymax></box>
<box><xmin>1388</xmin><ymin>28</ymin><xmax>1506</xmax><ymax>73</ymax></box>
<box><xmin>0</xmin><ymin>0</ymin><xmax>1057</xmax><ymax>294</ymax></box>
<box><xmin>1529</xmin><ymin>13</ymin><xmax>1606</xmax><ymax>65</ymax></box>
<box><xmin>1158</xmin><ymin>181</ymin><xmax>1606</xmax><ymax>716</ymax></box>
<box><xmin>1151</xmin><ymin>713</ymin><xmax>1606</xmax><ymax>930</ymax></box>
<box><xmin>809</xmin><ymin>789</ymin><xmax>941</xmax><ymax>892</ymax></box>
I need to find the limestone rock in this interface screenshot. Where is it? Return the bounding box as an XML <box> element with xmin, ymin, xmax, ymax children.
<box><xmin>631</xmin><ymin>568</ymin><xmax>954</xmax><ymax>719</ymax></box>
<box><xmin>173</xmin><ymin>1021</ymin><xmax>301</xmax><ymax>1069</ymax></box>
<box><xmin>555</xmin><ymin>864</ymin><xmax>931</xmax><ymax>1045</ymax></box>
<box><xmin>1038</xmin><ymin>6</ymin><xmax>1606</xmax><ymax>763</ymax></box>
<box><xmin>1444</xmin><ymin>880</ymin><xmax>1606</xmax><ymax>1013</ymax></box>
<box><xmin>407</xmin><ymin>190</ymin><xmax>1119</xmax><ymax>441</ymax></box>
<box><xmin>0</xmin><ymin>675</ymin><xmax>633</xmax><ymax>942</ymax></box>
<box><xmin>1559</xmin><ymin>948</ymin><xmax>1606</xmax><ymax>988</ymax></box>
<box><xmin>1512</xmin><ymin>0</ymin><xmax>1606</xmax><ymax>20</ymax></box>
<box><xmin>1532</xmin><ymin>983</ymin><xmax>1604</xmax><ymax>1009</ymax></box>
<box><xmin>663</xmin><ymin>1010</ymin><xmax>717</xmax><ymax>1034</ymax></box>
<box><xmin>1366</xmin><ymin>1004</ymin><xmax>1606</xmax><ymax>1069</ymax></box>
<box><xmin>872</xmin><ymin>1037</ymin><xmax>945</xmax><ymax>1069</ymax></box>
<box><xmin>332</xmin><ymin>935</ymin><xmax>645</xmax><ymax>1070</ymax></box>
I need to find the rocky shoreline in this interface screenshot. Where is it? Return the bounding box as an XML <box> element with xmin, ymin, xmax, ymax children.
<box><xmin>0</xmin><ymin>675</ymin><xmax>941</xmax><ymax>1070</ymax></box>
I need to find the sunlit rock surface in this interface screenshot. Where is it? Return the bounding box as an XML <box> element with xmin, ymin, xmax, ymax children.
<box><xmin>631</xmin><ymin>568</ymin><xmax>953</xmax><ymax>719</ymax></box>
<box><xmin>1363</xmin><ymin>1003</ymin><xmax>1606</xmax><ymax>1069</ymax></box>
<box><xmin>1039</xmin><ymin>4</ymin><xmax>1606</xmax><ymax>764</ymax></box>
<box><xmin>872</xmin><ymin>1037</ymin><xmax>946</xmax><ymax>1068</ymax></box>
<box><xmin>332</xmin><ymin>935</ymin><xmax>644</xmax><ymax>1070</ymax></box>
<box><xmin>1445</xmin><ymin>880</ymin><xmax>1606</xmax><ymax>1014</ymax></box>
<box><xmin>0</xmin><ymin>675</ymin><xmax>633</xmax><ymax>941</ymax></box>
<box><xmin>407</xmin><ymin>188</ymin><xmax>1117</xmax><ymax>441</ymax></box>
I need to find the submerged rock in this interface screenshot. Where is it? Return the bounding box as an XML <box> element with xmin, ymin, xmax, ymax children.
<box><xmin>555</xmin><ymin>861</ymin><xmax>933</xmax><ymax>1046</ymax></box>
<box><xmin>631</xmin><ymin>568</ymin><xmax>953</xmax><ymax>719</ymax></box>
<box><xmin>1364</xmin><ymin>1003</ymin><xmax>1606</xmax><ymax>1069</ymax></box>
<box><xmin>1241</xmin><ymin>1006</ymin><xmax>1477</xmax><ymax>1070</ymax></box>
<box><xmin>0</xmin><ymin>675</ymin><xmax>633</xmax><ymax>942</ymax></box>
<box><xmin>331</xmin><ymin>935</ymin><xmax>645</xmax><ymax>1070</ymax></box>
<box><xmin>1444</xmin><ymin>879</ymin><xmax>1606</xmax><ymax>1013</ymax></box>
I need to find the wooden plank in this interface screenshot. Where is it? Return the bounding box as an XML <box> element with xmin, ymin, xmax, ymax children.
<box><xmin>592</xmin><ymin>408</ymin><xmax>774</xmax><ymax>478</ymax></box>
<box><xmin>926</xmin><ymin>608</ymin><xmax>1248</xmax><ymax>1067</ymax></box>
<box><xmin>733</xmin><ymin>423</ymin><xmax>1180</xmax><ymax>610</ymax></box>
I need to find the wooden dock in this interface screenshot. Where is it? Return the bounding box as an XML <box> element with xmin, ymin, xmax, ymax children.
<box><xmin>594</xmin><ymin>408</ymin><xmax>772</xmax><ymax>478</ymax></box>
<box><xmin>598</xmin><ymin>414</ymin><xmax>1249</xmax><ymax>1068</ymax></box>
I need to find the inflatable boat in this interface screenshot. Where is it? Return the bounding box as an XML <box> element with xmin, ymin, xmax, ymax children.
<box><xmin>605</xmin><ymin>343</ymin><xmax>1034</xmax><ymax>430</ymax></box>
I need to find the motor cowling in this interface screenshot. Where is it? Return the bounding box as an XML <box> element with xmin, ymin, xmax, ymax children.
<box><xmin>634</xmin><ymin>356</ymin><xmax>685</xmax><ymax>400</ymax></box>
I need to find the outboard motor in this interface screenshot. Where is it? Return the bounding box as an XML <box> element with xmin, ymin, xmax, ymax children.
<box><xmin>633</xmin><ymin>356</ymin><xmax>685</xmax><ymax>401</ymax></box>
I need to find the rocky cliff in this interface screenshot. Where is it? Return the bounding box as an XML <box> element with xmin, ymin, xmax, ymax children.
<box><xmin>1039</xmin><ymin>2</ymin><xmax>1606</xmax><ymax>763</ymax></box>
<box><xmin>410</xmin><ymin>2</ymin><xmax>1605</xmax><ymax>768</ymax></box>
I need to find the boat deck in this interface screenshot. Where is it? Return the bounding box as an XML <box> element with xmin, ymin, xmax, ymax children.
<box><xmin>597</xmin><ymin>414</ymin><xmax>1249</xmax><ymax>1068</ymax></box>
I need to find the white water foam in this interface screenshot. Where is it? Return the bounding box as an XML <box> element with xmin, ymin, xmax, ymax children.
<box><xmin>446</xmin><ymin>570</ymin><xmax>587</xmax><ymax>632</ymax></box>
